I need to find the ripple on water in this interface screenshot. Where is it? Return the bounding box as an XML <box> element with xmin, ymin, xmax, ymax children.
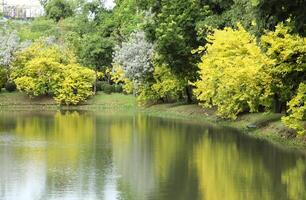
<box><xmin>0</xmin><ymin>133</ymin><xmax>16</xmax><ymax>143</ymax></box>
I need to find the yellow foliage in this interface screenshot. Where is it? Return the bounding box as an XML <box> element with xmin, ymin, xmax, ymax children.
<box><xmin>111</xmin><ymin>64</ymin><xmax>134</xmax><ymax>94</ymax></box>
<box><xmin>281</xmin><ymin>159</ymin><xmax>306</xmax><ymax>200</ymax></box>
<box><xmin>111</xmin><ymin>64</ymin><xmax>126</xmax><ymax>84</ymax></box>
<box><xmin>261</xmin><ymin>23</ymin><xmax>306</xmax><ymax>102</ymax></box>
<box><xmin>194</xmin><ymin>25</ymin><xmax>274</xmax><ymax>119</ymax></box>
<box><xmin>11</xmin><ymin>41</ymin><xmax>95</xmax><ymax>105</ymax></box>
<box><xmin>54</xmin><ymin>64</ymin><xmax>95</xmax><ymax>105</ymax></box>
<box><xmin>151</xmin><ymin>64</ymin><xmax>184</xmax><ymax>99</ymax></box>
<box><xmin>137</xmin><ymin>64</ymin><xmax>184</xmax><ymax>105</ymax></box>
<box><xmin>282</xmin><ymin>83</ymin><xmax>306</xmax><ymax>135</ymax></box>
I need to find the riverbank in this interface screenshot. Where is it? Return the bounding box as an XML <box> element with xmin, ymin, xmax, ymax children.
<box><xmin>0</xmin><ymin>91</ymin><xmax>304</xmax><ymax>150</ymax></box>
<box><xmin>0</xmin><ymin>91</ymin><xmax>135</xmax><ymax>110</ymax></box>
<box><xmin>142</xmin><ymin>103</ymin><xmax>306</xmax><ymax>150</ymax></box>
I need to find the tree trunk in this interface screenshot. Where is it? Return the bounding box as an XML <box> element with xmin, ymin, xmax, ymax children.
<box><xmin>93</xmin><ymin>69</ymin><xmax>97</xmax><ymax>94</ymax></box>
<box><xmin>185</xmin><ymin>85</ymin><xmax>192</xmax><ymax>104</ymax></box>
<box><xmin>273</xmin><ymin>93</ymin><xmax>282</xmax><ymax>113</ymax></box>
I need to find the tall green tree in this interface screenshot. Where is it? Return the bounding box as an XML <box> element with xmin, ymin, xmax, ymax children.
<box><xmin>45</xmin><ymin>0</ymin><xmax>74</xmax><ymax>22</ymax></box>
<box><xmin>256</xmin><ymin>0</ymin><xmax>306</xmax><ymax>35</ymax></box>
<box><xmin>138</xmin><ymin>0</ymin><xmax>210</xmax><ymax>102</ymax></box>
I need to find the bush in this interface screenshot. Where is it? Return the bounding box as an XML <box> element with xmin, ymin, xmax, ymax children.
<box><xmin>151</xmin><ymin>64</ymin><xmax>184</xmax><ymax>101</ymax></box>
<box><xmin>53</xmin><ymin>64</ymin><xmax>95</xmax><ymax>105</ymax></box>
<box><xmin>99</xmin><ymin>82</ymin><xmax>117</xmax><ymax>94</ymax></box>
<box><xmin>96</xmin><ymin>81</ymin><xmax>103</xmax><ymax>92</ymax></box>
<box><xmin>104</xmin><ymin>84</ymin><xmax>113</xmax><ymax>94</ymax></box>
<box><xmin>110</xmin><ymin>64</ymin><xmax>134</xmax><ymax>94</ymax></box>
<box><xmin>114</xmin><ymin>84</ymin><xmax>123</xmax><ymax>93</ymax></box>
<box><xmin>100</xmin><ymin>81</ymin><xmax>109</xmax><ymax>92</ymax></box>
<box><xmin>11</xmin><ymin>41</ymin><xmax>95</xmax><ymax>105</ymax></box>
<box><xmin>282</xmin><ymin>83</ymin><xmax>306</xmax><ymax>136</ymax></box>
<box><xmin>5</xmin><ymin>82</ymin><xmax>16</xmax><ymax>92</ymax></box>
<box><xmin>261</xmin><ymin>24</ymin><xmax>306</xmax><ymax>105</ymax></box>
<box><xmin>194</xmin><ymin>25</ymin><xmax>274</xmax><ymax>119</ymax></box>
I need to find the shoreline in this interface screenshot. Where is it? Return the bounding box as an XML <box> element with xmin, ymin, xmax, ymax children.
<box><xmin>0</xmin><ymin>91</ymin><xmax>305</xmax><ymax>151</ymax></box>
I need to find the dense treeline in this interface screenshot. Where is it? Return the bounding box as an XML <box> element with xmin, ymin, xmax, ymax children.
<box><xmin>0</xmin><ymin>0</ymin><xmax>305</xmax><ymax>134</ymax></box>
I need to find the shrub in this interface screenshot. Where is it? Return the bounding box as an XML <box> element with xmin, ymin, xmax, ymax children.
<box><xmin>11</xmin><ymin>41</ymin><xmax>95</xmax><ymax>105</ymax></box>
<box><xmin>53</xmin><ymin>64</ymin><xmax>95</xmax><ymax>105</ymax></box>
<box><xmin>194</xmin><ymin>25</ymin><xmax>274</xmax><ymax>119</ymax></box>
<box><xmin>111</xmin><ymin>64</ymin><xmax>134</xmax><ymax>94</ymax></box>
<box><xmin>96</xmin><ymin>81</ymin><xmax>103</xmax><ymax>92</ymax></box>
<box><xmin>282</xmin><ymin>83</ymin><xmax>306</xmax><ymax>136</ymax></box>
<box><xmin>114</xmin><ymin>84</ymin><xmax>123</xmax><ymax>93</ymax></box>
<box><xmin>151</xmin><ymin>64</ymin><xmax>184</xmax><ymax>101</ymax></box>
<box><xmin>100</xmin><ymin>81</ymin><xmax>109</xmax><ymax>92</ymax></box>
<box><xmin>123</xmin><ymin>80</ymin><xmax>134</xmax><ymax>94</ymax></box>
<box><xmin>137</xmin><ymin>84</ymin><xmax>159</xmax><ymax>106</ymax></box>
<box><xmin>104</xmin><ymin>84</ymin><xmax>113</xmax><ymax>94</ymax></box>
<box><xmin>137</xmin><ymin>64</ymin><xmax>185</xmax><ymax>105</ymax></box>
<box><xmin>261</xmin><ymin>23</ymin><xmax>306</xmax><ymax>106</ymax></box>
<box><xmin>5</xmin><ymin>82</ymin><xmax>16</xmax><ymax>92</ymax></box>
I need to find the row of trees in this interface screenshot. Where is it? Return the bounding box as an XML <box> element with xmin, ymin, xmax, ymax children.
<box><xmin>194</xmin><ymin>24</ymin><xmax>306</xmax><ymax>135</ymax></box>
<box><xmin>0</xmin><ymin>0</ymin><xmax>305</xmax><ymax>134</ymax></box>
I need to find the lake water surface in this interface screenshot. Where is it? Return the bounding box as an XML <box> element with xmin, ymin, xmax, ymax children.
<box><xmin>0</xmin><ymin>111</ymin><xmax>306</xmax><ymax>200</ymax></box>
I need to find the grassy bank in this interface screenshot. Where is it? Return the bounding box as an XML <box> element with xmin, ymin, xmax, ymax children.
<box><xmin>0</xmin><ymin>91</ymin><xmax>136</xmax><ymax>111</ymax></box>
<box><xmin>142</xmin><ymin>103</ymin><xmax>306</xmax><ymax>150</ymax></box>
<box><xmin>0</xmin><ymin>91</ymin><xmax>304</xmax><ymax>150</ymax></box>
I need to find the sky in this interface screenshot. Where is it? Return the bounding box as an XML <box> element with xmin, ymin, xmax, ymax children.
<box><xmin>5</xmin><ymin>0</ymin><xmax>115</xmax><ymax>8</ymax></box>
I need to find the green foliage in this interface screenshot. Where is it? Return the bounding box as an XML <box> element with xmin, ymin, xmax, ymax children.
<box><xmin>194</xmin><ymin>25</ymin><xmax>274</xmax><ymax>119</ymax></box>
<box><xmin>78</xmin><ymin>33</ymin><xmax>114</xmax><ymax>69</ymax></box>
<box><xmin>62</xmin><ymin>7</ymin><xmax>115</xmax><ymax>71</ymax></box>
<box><xmin>111</xmin><ymin>0</ymin><xmax>144</xmax><ymax>42</ymax></box>
<box><xmin>11</xmin><ymin>41</ymin><xmax>95</xmax><ymax>105</ymax></box>
<box><xmin>18</xmin><ymin>18</ymin><xmax>59</xmax><ymax>41</ymax></box>
<box><xmin>144</xmin><ymin>0</ymin><xmax>208</xmax><ymax>81</ymax></box>
<box><xmin>5</xmin><ymin>82</ymin><xmax>16</xmax><ymax>92</ymax></box>
<box><xmin>96</xmin><ymin>81</ymin><xmax>104</xmax><ymax>92</ymax></box>
<box><xmin>114</xmin><ymin>84</ymin><xmax>123</xmax><ymax>93</ymax></box>
<box><xmin>0</xmin><ymin>68</ymin><xmax>7</xmax><ymax>89</ymax></box>
<box><xmin>99</xmin><ymin>81</ymin><xmax>109</xmax><ymax>92</ymax></box>
<box><xmin>261</xmin><ymin>24</ymin><xmax>306</xmax><ymax>104</ymax></box>
<box><xmin>99</xmin><ymin>81</ymin><xmax>118</xmax><ymax>94</ymax></box>
<box><xmin>103</xmin><ymin>84</ymin><xmax>114</xmax><ymax>94</ymax></box>
<box><xmin>45</xmin><ymin>0</ymin><xmax>74</xmax><ymax>22</ymax></box>
<box><xmin>256</xmin><ymin>0</ymin><xmax>306</xmax><ymax>36</ymax></box>
<box><xmin>282</xmin><ymin>83</ymin><xmax>306</xmax><ymax>136</ymax></box>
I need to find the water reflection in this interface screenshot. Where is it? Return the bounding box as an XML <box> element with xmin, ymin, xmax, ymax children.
<box><xmin>0</xmin><ymin>111</ymin><xmax>306</xmax><ymax>200</ymax></box>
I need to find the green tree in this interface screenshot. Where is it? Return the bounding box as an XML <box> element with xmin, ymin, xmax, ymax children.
<box><xmin>45</xmin><ymin>0</ymin><xmax>74</xmax><ymax>22</ymax></box>
<box><xmin>255</xmin><ymin>0</ymin><xmax>306</xmax><ymax>36</ymax></box>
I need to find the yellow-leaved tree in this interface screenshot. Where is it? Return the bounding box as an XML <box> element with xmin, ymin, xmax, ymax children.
<box><xmin>11</xmin><ymin>40</ymin><xmax>95</xmax><ymax>105</ymax></box>
<box><xmin>282</xmin><ymin>83</ymin><xmax>306</xmax><ymax>136</ymax></box>
<box><xmin>261</xmin><ymin>23</ymin><xmax>306</xmax><ymax>135</ymax></box>
<box><xmin>194</xmin><ymin>25</ymin><xmax>274</xmax><ymax>119</ymax></box>
<box><xmin>261</xmin><ymin>23</ymin><xmax>306</xmax><ymax>113</ymax></box>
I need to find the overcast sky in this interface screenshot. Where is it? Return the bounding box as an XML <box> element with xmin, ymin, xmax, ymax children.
<box><xmin>5</xmin><ymin>0</ymin><xmax>115</xmax><ymax>8</ymax></box>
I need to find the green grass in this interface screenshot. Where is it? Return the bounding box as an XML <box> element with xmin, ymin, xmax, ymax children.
<box><xmin>0</xmin><ymin>91</ymin><xmax>136</xmax><ymax>111</ymax></box>
<box><xmin>0</xmin><ymin>91</ymin><xmax>305</xmax><ymax>150</ymax></box>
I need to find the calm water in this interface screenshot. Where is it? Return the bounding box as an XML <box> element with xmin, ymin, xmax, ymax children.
<box><xmin>0</xmin><ymin>111</ymin><xmax>306</xmax><ymax>200</ymax></box>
